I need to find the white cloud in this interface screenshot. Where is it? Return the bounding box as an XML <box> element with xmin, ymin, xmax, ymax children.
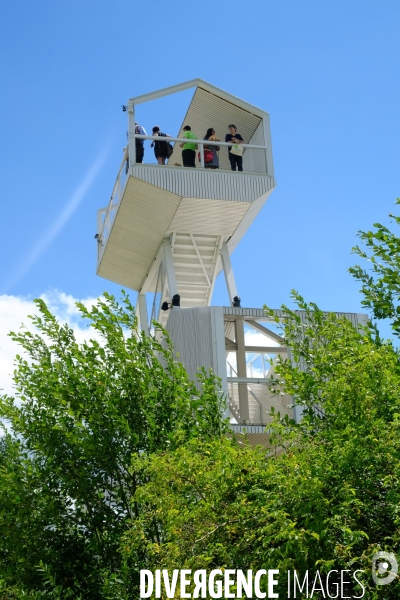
<box><xmin>244</xmin><ymin>330</ymin><xmax>280</xmax><ymax>347</ymax></box>
<box><xmin>0</xmin><ymin>291</ymin><xmax>101</xmax><ymax>396</ymax></box>
<box><xmin>0</xmin><ymin>295</ymin><xmax>284</xmax><ymax>397</ymax></box>
<box><xmin>226</xmin><ymin>327</ymin><xmax>283</xmax><ymax>379</ymax></box>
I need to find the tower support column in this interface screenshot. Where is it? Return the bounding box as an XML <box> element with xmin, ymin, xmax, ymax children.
<box><xmin>235</xmin><ymin>317</ymin><xmax>249</xmax><ymax>422</ymax></box>
<box><xmin>163</xmin><ymin>237</ymin><xmax>178</xmax><ymax>299</ymax></box>
<box><xmin>220</xmin><ymin>242</ymin><xmax>238</xmax><ymax>306</ymax></box>
<box><xmin>137</xmin><ymin>293</ymin><xmax>149</xmax><ymax>336</ymax></box>
<box><xmin>127</xmin><ymin>99</ymin><xmax>136</xmax><ymax>168</ymax></box>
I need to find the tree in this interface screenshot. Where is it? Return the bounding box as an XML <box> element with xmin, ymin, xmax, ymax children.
<box><xmin>4</xmin><ymin>204</ymin><xmax>400</xmax><ymax>599</ymax></box>
<box><xmin>350</xmin><ymin>198</ymin><xmax>400</xmax><ymax>336</ymax></box>
<box><xmin>0</xmin><ymin>292</ymin><xmax>226</xmax><ymax>598</ymax></box>
<box><xmin>124</xmin><ymin>288</ymin><xmax>400</xmax><ymax>598</ymax></box>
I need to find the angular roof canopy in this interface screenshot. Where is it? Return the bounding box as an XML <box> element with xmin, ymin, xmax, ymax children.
<box><xmin>128</xmin><ymin>79</ymin><xmax>270</xmax><ymax>172</ymax></box>
<box><xmin>97</xmin><ymin>80</ymin><xmax>275</xmax><ymax>311</ymax></box>
<box><xmin>128</xmin><ymin>78</ymin><xmax>269</xmax><ymax>119</ymax></box>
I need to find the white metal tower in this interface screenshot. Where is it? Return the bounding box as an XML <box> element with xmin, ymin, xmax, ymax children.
<box><xmin>96</xmin><ymin>79</ymin><xmax>366</xmax><ymax>442</ymax></box>
<box><xmin>97</xmin><ymin>79</ymin><xmax>275</xmax><ymax>330</ymax></box>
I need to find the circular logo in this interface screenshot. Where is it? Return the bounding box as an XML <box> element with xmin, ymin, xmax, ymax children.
<box><xmin>372</xmin><ymin>551</ymin><xmax>398</xmax><ymax>586</ymax></box>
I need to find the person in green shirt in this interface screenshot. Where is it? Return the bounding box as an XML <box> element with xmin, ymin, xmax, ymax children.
<box><xmin>180</xmin><ymin>125</ymin><xmax>198</xmax><ymax>168</ymax></box>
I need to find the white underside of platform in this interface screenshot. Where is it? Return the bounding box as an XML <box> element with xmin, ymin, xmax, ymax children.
<box><xmin>97</xmin><ymin>167</ymin><xmax>275</xmax><ymax>302</ymax></box>
<box><xmin>132</xmin><ymin>164</ymin><xmax>274</xmax><ymax>202</ymax></box>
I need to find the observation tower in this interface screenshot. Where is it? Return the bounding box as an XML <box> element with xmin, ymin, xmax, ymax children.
<box><xmin>96</xmin><ymin>79</ymin><xmax>366</xmax><ymax>442</ymax></box>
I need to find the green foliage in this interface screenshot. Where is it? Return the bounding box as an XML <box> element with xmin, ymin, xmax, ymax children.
<box><xmin>0</xmin><ymin>293</ymin><xmax>226</xmax><ymax>598</ymax></box>
<box><xmin>125</xmin><ymin>295</ymin><xmax>400</xmax><ymax>598</ymax></box>
<box><xmin>4</xmin><ymin>204</ymin><xmax>400</xmax><ymax>598</ymax></box>
<box><xmin>350</xmin><ymin>198</ymin><xmax>400</xmax><ymax>336</ymax></box>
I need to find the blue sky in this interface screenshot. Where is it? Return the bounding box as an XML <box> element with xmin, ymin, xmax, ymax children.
<box><xmin>1</xmin><ymin>1</ymin><xmax>399</xmax><ymax>334</ymax></box>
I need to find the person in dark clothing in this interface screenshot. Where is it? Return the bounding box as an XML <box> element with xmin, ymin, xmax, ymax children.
<box><xmin>225</xmin><ymin>124</ymin><xmax>244</xmax><ymax>171</ymax></box>
<box><xmin>203</xmin><ymin>127</ymin><xmax>220</xmax><ymax>169</ymax></box>
<box><xmin>179</xmin><ymin>125</ymin><xmax>198</xmax><ymax>168</ymax></box>
<box><xmin>151</xmin><ymin>126</ymin><xmax>170</xmax><ymax>165</ymax></box>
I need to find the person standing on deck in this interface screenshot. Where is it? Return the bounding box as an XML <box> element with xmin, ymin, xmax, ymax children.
<box><xmin>124</xmin><ymin>122</ymin><xmax>147</xmax><ymax>173</ymax></box>
<box><xmin>180</xmin><ymin>125</ymin><xmax>197</xmax><ymax>168</ymax></box>
<box><xmin>151</xmin><ymin>126</ymin><xmax>170</xmax><ymax>165</ymax></box>
<box><xmin>134</xmin><ymin>122</ymin><xmax>146</xmax><ymax>164</ymax></box>
<box><xmin>203</xmin><ymin>128</ymin><xmax>220</xmax><ymax>169</ymax></box>
<box><xmin>225</xmin><ymin>124</ymin><xmax>244</xmax><ymax>171</ymax></box>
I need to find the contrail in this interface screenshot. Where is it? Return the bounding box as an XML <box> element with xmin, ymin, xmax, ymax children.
<box><xmin>3</xmin><ymin>147</ymin><xmax>109</xmax><ymax>293</ymax></box>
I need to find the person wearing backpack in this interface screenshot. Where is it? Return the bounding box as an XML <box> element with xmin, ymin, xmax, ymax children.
<box><xmin>179</xmin><ymin>125</ymin><xmax>198</xmax><ymax>168</ymax></box>
<box><xmin>151</xmin><ymin>126</ymin><xmax>171</xmax><ymax>165</ymax></box>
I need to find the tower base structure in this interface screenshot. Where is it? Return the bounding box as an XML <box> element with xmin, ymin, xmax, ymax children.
<box><xmin>165</xmin><ymin>306</ymin><xmax>368</xmax><ymax>447</ymax></box>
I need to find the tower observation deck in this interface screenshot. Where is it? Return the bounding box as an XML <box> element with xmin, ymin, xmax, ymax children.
<box><xmin>97</xmin><ymin>79</ymin><xmax>275</xmax><ymax>329</ymax></box>
<box><xmin>96</xmin><ymin>80</ymin><xmax>367</xmax><ymax>441</ymax></box>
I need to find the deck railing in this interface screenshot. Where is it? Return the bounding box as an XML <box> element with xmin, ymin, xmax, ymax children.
<box><xmin>97</xmin><ymin>136</ymin><xmax>270</xmax><ymax>261</ymax></box>
<box><xmin>131</xmin><ymin>134</ymin><xmax>268</xmax><ymax>172</ymax></box>
<box><xmin>96</xmin><ymin>151</ymin><xmax>128</xmax><ymax>261</ymax></box>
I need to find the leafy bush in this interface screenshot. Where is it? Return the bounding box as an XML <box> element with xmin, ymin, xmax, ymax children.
<box><xmin>126</xmin><ymin>297</ymin><xmax>400</xmax><ymax>598</ymax></box>
<box><xmin>0</xmin><ymin>293</ymin><xmax>226</xmax><ymax>598</ymax></box>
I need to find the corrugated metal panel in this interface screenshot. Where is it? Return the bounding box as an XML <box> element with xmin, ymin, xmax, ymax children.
<box><xmin>223</xmin><ymin>307</ymin><xmax>267</xmax><ymax>319</ymax></box>
<box><xmin>227</xmin><ymin>381</ymin><xmax>293</xmax><ymax>425</ymax></box>
<box><xmin>97</xmin><ymin>172</ymin><xmax>275</xmax><ymax>295</ymax></box>
<box><xmin>227</xmin><ymin>187</ymin><xmax>274</xmax><ymax>256</ymax></box>
<box><xmin>245</xmin><ymin>121</ymin><xmax>267</xmax><ymax>174</ymax></box>
<box><xmin>230</xmin><ymin>430</ymin><xmax>286</xmax><ymax>451</ymax></box>
<box><xmin>231</xmin><ymin>425</ymin><xmax>267</xmax><ymax>434</ymax></box>
<box><xmin>132</xmin><ymin>164</ymin><xmax>273</xmax><ymax>203</ymax></box>
<box><xmin>169</xmin><ymin>198</ymin><xmax>249</xmax><ymax>236</ymax></box>
<box><xmin>208</xmin><ymin>185</ymin><xmax>274</xmax><ymax>277</ymax></box>
<box><xmin>223</xmin><ymin>307</ymin><xmax>368</xmax><ymax>326</ymax></box>
<box><xmin>166</xmin><ymin>306</ymin><xmax>225</xmax><ymax>390</ymax></box>
<box><xmin>97</xmin><ymin>177</ymin><xmax>181</xmax><ymax>290</ymax></box>
<box><xmin>130</xmin><ymin>79</ymin><xmax>267</xmax><ymax>119</ymax></box>
<box><xmin>167</xmin><ymin>87</ymin><xmax>263</xmax><ymax>172</ymax></box>
<box><xmin>166</xmin><ymin>306</ymin><xmax>368</xmax><ymax>431</ymax></box>
<box><xmin>271</xmin><ymin>309</ymin><xmax>367</xmax><ymax>328</ymax></box>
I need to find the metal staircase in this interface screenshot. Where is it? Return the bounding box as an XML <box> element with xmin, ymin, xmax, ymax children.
<box><xmin>155</xmin><ymin>233</ymin><xmax>222</xmax><ymax>327</ymax></box>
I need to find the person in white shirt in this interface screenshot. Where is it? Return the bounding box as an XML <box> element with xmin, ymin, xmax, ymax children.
<box><xmin>134</xmin><ymin>122</ymin><xmax>146</xmax><ymax>163</ymax></box>
<box><xmin>124</xmin><ymin>122</ymin><xmax>147</xmax><ymax>174</ymax></box>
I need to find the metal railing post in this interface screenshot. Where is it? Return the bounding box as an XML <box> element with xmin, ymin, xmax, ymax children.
<box><xmin>127</xmin><ymin>100</ymin><xmax>136</xmax><ymax>169</ymax></box>
<box><xmin>97</xmin><ymin>208</ymin><xmax>105</xmax><ymax>262</ymax></box>
<box><xmin>137</xmin><ymin>293</ymin><xmax>149</xmax><ymax>336</ymax></box>
<box><xmin>98</xmin><ymin>135</ymin><xmax>271</xmax><ymax>252</ymax></box>
<box><xmin>199</xmin><ymin>141</ymin><xmax>205</xmax><ymax>168</ymax></box>
<box><xmin>116</xmin><ymin>173</ymin><xmax>121</xmax><ymax>203</ymax></box>
<box><xmin>235</xmin><ymin>318</ymin><xmax>250</xmax><ymax>423</ymax></box>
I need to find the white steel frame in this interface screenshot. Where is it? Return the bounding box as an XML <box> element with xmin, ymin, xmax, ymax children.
<box><xmin>136</xmin><ymin>236</ymin><xmax>239</xmax><ymax>335</ymax></box>
<box><xmin>125</xmin><ymin>78</ymin><xmax>273</xmax><ymax>175</ymax></box>
<box><xmin>128</xmin><ymin>78</ymin><xmax>269</xmax><ymax>119</ymax></box>
<box><xmin>220</xmin><ymin>242</ymin><xmax>238</xmax><ymax>305</ymax></box>
<box><xmin>162</xmin><ymin>238</ymin><xmax>178</xmax><ymax>299</ymax></box>
<box><xmin>225</xmin><ymin>317</ymin><xmax>289</xmax><ymax>425</ymax></box>
<box><xmin>129</xmin><ymin>134</ymin><xmax>267</xmax><ymax>170</ymax></box>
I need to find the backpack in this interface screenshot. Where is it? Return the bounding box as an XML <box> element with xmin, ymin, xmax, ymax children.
<box><xmin>158</xmin><ymin>132</ymin><xmax>174</xmax><ymax>158</ymax></box>
<box><xmin>198</xmin><ymin>149</ymin><xmax>214</xmax><ymax>163</ymax></box>
<box><xmin>167</xmin><ymin>143</ymin><xmax>174</xmax><ymax>158</ymax></box>
<box><xmin>158</xmin><ymin>132</ymin><xmax>173</xmax><ymax>158</ymax></box>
